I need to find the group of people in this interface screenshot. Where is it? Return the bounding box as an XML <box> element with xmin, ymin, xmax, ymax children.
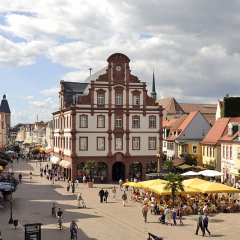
<box><xmin>51</xmin><ymin>202</ymin><xmax>78</xmax><ymax>239</ymax></box>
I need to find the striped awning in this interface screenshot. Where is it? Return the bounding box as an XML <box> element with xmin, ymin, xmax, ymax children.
<box><xmin>59</xmin><ymin>160</ymin><xmax>71</xmax><ymax>169</ymax></box>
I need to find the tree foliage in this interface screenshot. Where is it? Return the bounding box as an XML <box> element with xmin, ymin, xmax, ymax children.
<box><xmin>164</xmin><ymin>173</ymin><xmax>184</xmax><ymax>203</ymax></box>
<box><xmin>184</xmin><ymin>153</ymin><xmax>197</xmax><ymax>166</ymax></box>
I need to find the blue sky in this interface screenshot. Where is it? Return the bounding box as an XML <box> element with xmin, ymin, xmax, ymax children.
<box><xmin>1</xmin><ymin>0</ymin><xmax>240</xmax><ymax>126</ymax></box>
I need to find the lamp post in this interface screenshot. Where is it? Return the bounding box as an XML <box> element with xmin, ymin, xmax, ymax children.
<box><xmin>8</xmin><ymin>166</ymin><xmax>14</xmax><ymax>224</ymax></box>
<box><xmin>156</xmin><ymin>147</ymin><xmax>161</xmax><ymax>173</ymax></box>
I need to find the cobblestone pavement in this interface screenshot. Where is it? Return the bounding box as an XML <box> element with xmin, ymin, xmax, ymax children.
<box><xmin>1</xmin><ymin>159</ymin><xmax>240</xmax><ymax>240</ymax></box>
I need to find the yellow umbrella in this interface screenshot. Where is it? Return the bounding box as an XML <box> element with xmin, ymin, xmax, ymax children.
<box><xmin>0</xmin><ymin>165</ymin><xmax>3</xmax><ymax>171</ymax></box>
<box><xmin>193</xmin><ymin>182</ymin><xmax>240</xmax><ymax>194</ymax></box>
<box><xmin>182</xmin><ymin>178</ymin><xmax>208</xmax><ymax>188</ymax></box>
<box><xmin>123</xmin><ymin>182</ymin><xmax>143</xmax><ymax>188</ymax></box>
<box><xmin>138</xmin><ymin>179</ymin><xmax>168</xmax><ymax>190</ymax></box>
<box><xmin>149</xmin><ymin>184</ymin><xmax>200</xmax><ymax>196</ymax></box>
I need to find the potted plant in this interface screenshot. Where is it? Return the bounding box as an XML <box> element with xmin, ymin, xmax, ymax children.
<box><xmin>83</xmin><ymin>160</ymin><xmax>97</xmax><ymax>188</ymax></box>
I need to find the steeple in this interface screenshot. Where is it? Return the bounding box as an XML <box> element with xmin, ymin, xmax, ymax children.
<box><xmin>151</xmin><ymin>70</ymin><xmax>157</xmax><ymax>100</ymax></box>
<box><xmin>0</xmin><ymin>94</ymin><xmax>11</xmax><ymax>113</ymax></box>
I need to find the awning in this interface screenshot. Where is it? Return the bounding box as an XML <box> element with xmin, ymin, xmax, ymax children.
<box><xmin>45</xmin><ymin>147</ymin><xmax>53</xmax><ymax>154</ymax></box>
<box><xmin>177</xmin><ymin>164</ymin><xmax>193</xmax><ymax>170</ymax></box>
<box><xmin>228</xmin><ymin>169</ymin><xmax>240</xmax><ymax>175</ymax></box>
<box><xmin>59</xmin><ymin>160</ymin><xmax>71</xmax><ymax>169</ymax></box>
<box><xmin>50</xmin><ymin>156</ymin><xmax>60</xmax><ymax>164</ymax></box>
<box><xmin>181</xmin><ymin>171</ymin><xmax>201</xmax><ymax>176</ymax></box>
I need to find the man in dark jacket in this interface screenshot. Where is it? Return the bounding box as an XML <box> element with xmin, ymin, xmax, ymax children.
<box><xmin>99</xmin><ymin>188</ymin><xmax>105</xmax><ymax>203</ymax></box>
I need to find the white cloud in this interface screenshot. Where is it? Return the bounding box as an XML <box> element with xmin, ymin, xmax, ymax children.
<box><xmin>2</xmin><ymin>0</ymin><xmax>240</xmax><ymax>126</ymax></box>
<box><xmin>41</xmin><ymin>88</ymin><xmax>59</xmax><ymax>96</ymax></box>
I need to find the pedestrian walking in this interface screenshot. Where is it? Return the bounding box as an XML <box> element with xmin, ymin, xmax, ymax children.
<box><xmin>142</xmin><ymin>203</ymin><xmax>149</xmax><ymax>222</ymax></box>
<box><xmin>18</xmin><ymin>172</ymin><xmax>22</xmax><ymax>183</ymax></box>
<box><xmin>122</xmin><ymin>191</ymin><xmax>127</xmax><ymax>207</ymax></box>
<box><xmin>72</xmin><ymin>182</ymin><xmax>75</xmax><ymax>194</ymax></box>
<box><xmin>0</xmin><ymin>230</ymin><xmax>2</xmax><ymax>240</ymax></box>
<box><xmin>83</xmin><ymin>175</ymin><xmax>86</xmax><ymax>183</ymax></box>
<box><xmin>99</xmin><ymin>188</ymin><xmax>105</xmax><ymax>203</ymax></box>
<box><xmin>195</xmin><ymin>212</ymin><xmax>205</xmax><ymax>236</ymax></box>
<box><xmin>172</xmin><ymin>207</ymin><xmax>177</xmax><ymax>225</ymax></box>
<box><xmin>179</xmin><ymin>206</ymin><xmax>184</xmax><ymax>226</ymax></box>
<box><xmin>67</xmin><ymin>181</ymin><xmax>70</xmax><ymax>192</ymax></box>
<box><xmin>77</xmin><ymin>193</ymin><xmax>83</xmax><ymax>208</ymax></box>
<box><xmin>203</xmin><ymin>214</ymin><xmax>211</xmax><ymax>235</ymax></box>
<box><xmin>29</xmin><ymin>171</ymin><xmax>32</xmax><ymax>180</ymax></box>
<box><xmin>104</xmin><ymin>190</ymin><xmax>109</xmax><ymax>203</ymax></box>
<box><xmin>112</xmin><ymin>186</ymin><xmax>116</xmax><ymax>200</ymax></box>
<box><xmin>119</xmin><ymin>179</ymin><xmax>123</xmax><ymax>191</ymax></box>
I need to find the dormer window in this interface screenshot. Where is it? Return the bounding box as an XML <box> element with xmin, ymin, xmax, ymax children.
<box><xmin>228</xmin><ymin>123</ymin><xmax>233</xmax><ymax>136</ymax></box>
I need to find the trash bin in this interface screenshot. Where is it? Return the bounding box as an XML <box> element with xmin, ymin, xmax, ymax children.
<box><xmin>13</xmin><ymin>219</ymin><xmax>18</xmax><ymax>228</ymax></box>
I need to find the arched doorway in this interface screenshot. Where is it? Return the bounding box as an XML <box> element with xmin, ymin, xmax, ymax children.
<box><xmin>112</xmin><ymin>162</ymin><xmax>125</xmax><ymax>181</ymax></box>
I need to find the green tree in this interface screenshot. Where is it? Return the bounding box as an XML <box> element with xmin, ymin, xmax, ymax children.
<box><xmin>83</xmin><ymin>160</ymin><xmax>98</xmax><ymax>182</ymax></box>
<box><xmin>164</xmin><ymin>173</ymin><xmax>184</xmax><ymax>203</ymax></box>
<box><xmin>163</xmin><ymin>160</ymin><xmax>175</xmax><ymax>173</ymax></box>
<box><xmin>184</xmin><ymin>153</ymin><xmax>197</xmax><ymax>166</ymax></box>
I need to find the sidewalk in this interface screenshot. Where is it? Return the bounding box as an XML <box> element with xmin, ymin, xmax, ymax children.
<box><xmin>1</xmin><ymin>159</ymin><xmax>240</xmax><ymax>239</ymax></box>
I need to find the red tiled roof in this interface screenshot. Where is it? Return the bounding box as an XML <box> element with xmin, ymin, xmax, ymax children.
<box><xmin>219</xmin><ymin>117</ymin><xmax>240</xmax><ymax>141</ymax></box>
<box><xmin>163</xmin><ymin>118</ymin><xmax>178</xmax><ymax>127</ymax></box>
<box><xmin>178</xmin><ymin>111</ymin><xmax>198</xmax><ymax>132</ymax></box>
<box><xmin>156</xmin><ymin>98</ymin><xmax>184</xmax><ymax>114</ymax></box>
<box><xmin>201</xmin><ymin>118</ymin><xmax>230</xmax><ymax>145</ymax></box>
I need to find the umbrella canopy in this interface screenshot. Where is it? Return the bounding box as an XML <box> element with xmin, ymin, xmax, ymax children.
<box><xmin>5</xmin><ymin>150</ymin><xmax>15</xmax><ymax>154</ymax></box>
<box><xmin>0</xmin><ymin>166</ymin><xmax>3</xmax><ymax>171</ymax></box>
<box><xmin>182</xmin><ymin>178</ymin><xmax>208</xmax><ymax>188</ymax></box>
<box><xmin>177</xmin><ymin>164</ymin><xmax>193</xmax><ymax>170</ymax></box>
<box><xmin>181</xmin><ymin>171</ymin><xmax>201</xmax><ymax>176</ymax></box>
<box><xmin>193</xmin><ymin>182</ymin><xmax>240</xmax><ymax>194</ymax></box>
<box><xmin>198</xmin><ymin>170</ymin><xmax>223</xmax><ymax>177</ymax></box>
<box><xmin>138</xmin><ymin>179</ymin><xmax>168</xmax><ymax>190</ymax></box>
<box><xmin>50</xmin><ymin>156</ymin><xmax>60</xmax><ymax>164</ymax></box>
<box><xmin>0</xmin><ymin>182</ymin><xmax>15</xmax><ymax>191</ymax></box>
<box><xmin>148</xmin><ymin>184</ymin><xmax>200</xmax><ymax>196</ymax></box>
<box><xmin>123</xmin><ymin>182</ymin><xmax>143</xmax><ymax>188</ymax></box>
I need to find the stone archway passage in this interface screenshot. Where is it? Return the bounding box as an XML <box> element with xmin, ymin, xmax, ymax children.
<box><xmin>112</xmin><ymin>162</ymin><xmax>125</xmax><ymax>181</ymax></box>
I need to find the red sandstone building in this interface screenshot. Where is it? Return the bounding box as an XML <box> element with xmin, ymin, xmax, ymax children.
<box><xmin>52</xmin><ymin>53</ymin><xmax>163</xmax><ymax>182</ymax></box>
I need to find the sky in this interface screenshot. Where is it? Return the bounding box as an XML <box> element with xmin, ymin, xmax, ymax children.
<box><xmin>1</xmin><ymin>0</ymin><xmax>240</xmax><ymax>127</ymax></box>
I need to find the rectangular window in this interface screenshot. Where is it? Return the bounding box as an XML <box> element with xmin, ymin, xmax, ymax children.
<box><xmin>133</xmin><ymin>115</ymin><xmax>140</xmax><ymax>128</ymax></box>
<box><xmin>203</xmin><ymin>146</ymin><xmax>205</xmax><ymax>156</ymax></box>
<box><xmin>223</xmin><ymin>146</ymin><xmax>225</xmax><ymax>158</ymax></box>
<box><xmin>116</xmin><ymin>94</ymin><xmax>122</xmax><ymax>106</ymax></box>
<box><xmin>97</xmin><ymin>94</ymin><xmax>105</xmax><ymax>105</ymax></box>
<box><xmin>149</xmin><ymin>116</ymin><xmax>156</xmax><ymax>128</ymax></box>
<box><xmin>148</xmin><ymin>137</ymin><xmax>156</xmax><ymax>150</ymax></box>
<box><xmin>192</xmin><ymin>146</ymin><xmax>197</xmax><ymax>154</ymax></box>
<box><xmin>132</xmin><ymin>137</ymin><xmax>140</xmax><ymax>150</ymax></box>
<box><xmin>133</xmin><ymin>95</ymin><xmax>140</xmax><ymax>105</ymax></box>
<box><xmin>97</xmin><ymin>115</ymin><xmax>105</xmax><ymax>128</ymax></box>
<box><xmin>80</xmin><ymin>115</ymin><xmax>88</xmax><ymax>128</ymax></box>
<box><xmin>115</xmin><ymin>116</ymin><xmax>122</xmax><ymax>128</ymax></box>
<box><xmin>97</xmin><ymin>137</ymin><xmax>105</xmax><ymax>150</ymax></box>
<box><xmin>230</xmin><ymin>146</ymin><xmax>232</xmax><ymax>159</ymax></box>
<box><xmin>79</xmin><ymin>137</ymin><xmax>88</xmax><ymax>151</ymax></box>
<box><xmin>115</xmin><ymin>137</ymin><xmax>123</xmax><ymax>150</ymax></box>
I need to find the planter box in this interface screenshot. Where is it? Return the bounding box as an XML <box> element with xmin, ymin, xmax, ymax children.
<box><xmin>87</xmin><ymin>182</ymin><xmax>93</xmax><ymax>188</ymax></box>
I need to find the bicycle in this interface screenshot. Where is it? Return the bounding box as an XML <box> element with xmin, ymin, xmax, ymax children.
<box><xmin>71</xmin><ymin>228</ymin><xmax>78</xmax><ymax>240</ymax></box>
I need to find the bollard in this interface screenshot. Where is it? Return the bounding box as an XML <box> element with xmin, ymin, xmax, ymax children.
<box><xmin>13</xmin><ymin>219</ymin><xmax>18</xmax><ymax>229</ymax></box>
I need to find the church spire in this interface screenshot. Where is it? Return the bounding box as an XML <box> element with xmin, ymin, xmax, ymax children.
<box><xmin>151</xmin><ymin>70</ymin><xmax>157</xmax><ymax>100</ymax></box>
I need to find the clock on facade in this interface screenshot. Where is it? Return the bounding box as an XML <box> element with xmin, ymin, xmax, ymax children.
<box><xmin>115</xmin><ymin>65</ymin><xmax>122</xmax><ymax>71</ymax></box>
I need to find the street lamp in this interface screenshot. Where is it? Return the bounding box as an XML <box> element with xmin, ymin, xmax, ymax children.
<box><xmin>156</xmin><ymin>147</ymin><xmax>161</xmax><ymax>173</ymax></box>
<box><xmin>8</xmin><ymin>166</ymin><xmax>14</xmax><ymax>224</ymax></box>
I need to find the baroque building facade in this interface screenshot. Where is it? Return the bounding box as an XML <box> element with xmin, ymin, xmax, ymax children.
<box><xmin>53</xmin><ymin>53</ymin><xmax>163</xmax><ymax>182</ymax></box>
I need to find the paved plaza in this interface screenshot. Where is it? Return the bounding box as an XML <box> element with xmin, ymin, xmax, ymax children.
<box><xmin>1</xmin><ymin>159</ymin><xmax>240</xmax><ymax>240</ymax></box>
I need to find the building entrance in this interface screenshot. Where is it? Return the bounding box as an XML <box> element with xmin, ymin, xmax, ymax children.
<box><xmin>112</xmin><ymin>162</ymin><xmax>125</xmax><ymax>181</ymax></box>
